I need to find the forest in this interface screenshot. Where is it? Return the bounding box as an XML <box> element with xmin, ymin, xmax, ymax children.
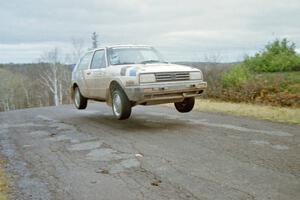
<box><xmin>0</xmin><ymin>49</ymin><xmax>72</xmax><ymax>111</ymax></box>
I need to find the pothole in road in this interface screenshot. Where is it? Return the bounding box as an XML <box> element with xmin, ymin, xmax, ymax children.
<box><xmin>110</xmin><ymin>158</ymin><xmax>140</xmax><ymax>173</ymax></box>
<box><xmin>28</xmin><ymin>130</ymin><xmax>49</xmax><ymax>137</ymax></box>
<box><xmin>86</xmin><ymin>148</ymin><xmax>141</xmax><ymax>174</ymax></box>
<box><xmin>67</xmin><ymin>141</ymin><xmax>103</xmax><ymax>151</ymax></box>
<box><xmin>48</xmin><ymin>134</ymin><xmax>80</xmax><ymax>143</ymax></box>
<box><xmin>0</xmin><ymin>123</ymin><xmax>44</xmax><ymax>129</ymax></box>
<box><xmin>36</xmin><ymin>115</ymin><xmax>56</xmax><ymax>122</ymax></box>
<box><xmin>49</xmin><ymin>122</ymin><xmax>77</xmax><ymax>132</ymax></box>
<box><xmin>86</xmin><ymin>148</ymin><xmax>123</xmax><ymax>161</ymax></box>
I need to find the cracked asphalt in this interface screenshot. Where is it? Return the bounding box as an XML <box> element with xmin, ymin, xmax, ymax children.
<box><xmin>0</xmin><ymin>103</ymin><xmax>299</xmax><ymax>200</ymax></box>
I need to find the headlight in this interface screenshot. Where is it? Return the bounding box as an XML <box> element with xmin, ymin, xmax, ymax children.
<box><xmin>189</xmin><ymin>71</ymin><xmax>202</xmax><ymax>80</ymax></box>
<box><xmin>139</xmin><ymin>73</ymin><xmax>156</xmax><ymax>83</ymax></box>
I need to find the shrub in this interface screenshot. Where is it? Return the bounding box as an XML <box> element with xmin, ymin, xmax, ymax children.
<box><xmin>216</xmin><ymin>38</ymin><xmax>300</xmax><ymax>107</ymax></box>
<box><xmin>244</xmin><ymin>38</ymin><xmax>300</xmax><ymax>72</ymax></box>
<box><xmin>202</xmin><ymin>66</ymin><xmax>227</xmax><ymax>99</ymax></box>
<box><xmin>222</xmin><ymin>65</ymin><xmax>251</xmax><ymax>88</ymax></box>
<box><xmin>220</xmin><ymin>72</ymin><xmax>300</xmax><ymax>107</ymax></box>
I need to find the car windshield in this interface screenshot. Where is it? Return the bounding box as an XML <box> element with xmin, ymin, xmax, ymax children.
<box><xmin>107</xmin><ymin>47</ymin><xmax>167</xmax><ymax>65</ymax></box>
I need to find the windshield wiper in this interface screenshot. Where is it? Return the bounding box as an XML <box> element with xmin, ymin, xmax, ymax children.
<box><xmin>140</xmin><ymin>60</ymin><xmax>163</xmax><ymax>64</ymax></box>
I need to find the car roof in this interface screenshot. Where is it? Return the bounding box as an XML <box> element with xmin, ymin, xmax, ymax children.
<box><xmin>90</xmin><ymin>44</ymin><xmax>152</xmax><ymax>51</ymax></box>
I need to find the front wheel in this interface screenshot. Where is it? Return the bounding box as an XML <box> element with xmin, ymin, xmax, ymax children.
<box><xmin>73</xmin><ymin>87</ymin><xmax>87</xmax><ymax>109</ymax></box>
<box><xmin>174</xmin><ymin>97</ymin><xmax>195</xmax><ymax>113</ymax></box>
<box><xmin>112</xmin><ymin>89</ymin><xmax>132</xmax><ymax>120</ymax></box>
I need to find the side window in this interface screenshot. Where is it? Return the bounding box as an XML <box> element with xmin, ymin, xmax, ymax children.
<box><xmin>77</xmin><ymin>52</ymin><xmax>93</xmax><ymax>71</ymax></box>
<box><xmin>91</xmin><ymin>50</ymin><xmax>106</xmax><ymax>69</ymax></box>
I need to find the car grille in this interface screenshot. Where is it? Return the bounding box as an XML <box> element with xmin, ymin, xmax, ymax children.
<box><xmin>155</xmin><ymin>72</ymin><xmax>190</xmax><ymax>82</ymax></box>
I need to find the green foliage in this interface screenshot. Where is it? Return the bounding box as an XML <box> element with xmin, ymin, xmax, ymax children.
<box><xmin>222</xmin><ymin>65</ymin><xmax>251</xmax><ymax>88</ymax></box>
<box><xmin>244</xmin><ymin>38</ymin><xmax>300</xmax><ymax>72</ymax></box>
<box><xmin>217</xmin><ymin>38</ymin><xmax>300</xmax><ymax>107</ymax></box>
<box><xmin>220</xmin><ymin>70</ymin><xmax>300</xmax><ymax>107</ymax></box>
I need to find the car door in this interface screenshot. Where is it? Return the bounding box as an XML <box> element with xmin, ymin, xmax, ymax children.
<box><xmin>89</xmin><ymin>49</ymin><xmax>107</xmax><ymax>99</ymax></box>
<box><xmin>75</xmin><ymin>52</ymin><xmax>93</xmax><ymax>98</ymax></box>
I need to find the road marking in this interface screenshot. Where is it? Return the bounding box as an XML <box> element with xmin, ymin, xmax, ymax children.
<box><xmin>194</xmin><ymin>120</ymin><xmax>292</xmax><ymax>137</ymax></box>
<box><xmin>250</xmin><ymin>140</ymin><xmax>290</xmax><ymax>150</ymax></box>
<box><xmin>148</xmin><ymin>112</ymin><xmax>292</xmax><ymax>137</ymax></box>
<box><xmin>250</xmin><ymin>140</ymin><xmax>270</xmax><ymax>145</ymax></box>
<box><xmin>271</xmin><ymin>144</ymin><xmax>289</xmax><ymax>150</ymax></box>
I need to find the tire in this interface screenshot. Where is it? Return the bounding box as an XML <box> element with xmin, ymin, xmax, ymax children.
<box><xmin>174</xmin><ymin>97</ymin><xmax>195</xmax><ymax>113</ymax></box>
<box><xmin>112</xmin><ymin>88</ymin><xmax>132</xmax><ymax>120</ymax></box>
<box><xmin>73</xmin><ymin>87</ymin><xmax>87</xmax><ymax>109</ymax></box>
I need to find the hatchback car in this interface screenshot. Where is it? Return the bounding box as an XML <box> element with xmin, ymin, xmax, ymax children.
<box><xmin>71</xmin><ymin>45</ymin><xmax>207</xmax><ymax>119</ymax></box>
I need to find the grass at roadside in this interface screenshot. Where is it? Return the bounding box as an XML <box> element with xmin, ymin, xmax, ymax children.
<box><xmin>0</xmin><ymin>159</ymin><xmax>9</xmax><ymax>200</ymax></box>
<box><xmin>192</xmin><ymin>99</ymin><xmax>300</xmax><ymax>124</ymax></box>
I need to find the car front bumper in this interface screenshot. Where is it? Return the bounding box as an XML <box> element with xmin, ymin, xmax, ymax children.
<box><xmin>124</xmin><ymin>80</ymin><xmax>207</xmax><ymax>105</ymax></box>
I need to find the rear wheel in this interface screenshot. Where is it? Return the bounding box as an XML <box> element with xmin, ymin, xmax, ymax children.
<box><xmin>174</xmin><ymin>97</ymin><xmax>195</xmax><ymax>113</ymax></box>
<box><xmin>112</xmin><ymin>88</ymin><xmax>132</xmax><ymax>120</ymax></box>
<box><xmin>73</xmin><ymin>87</ymin><xmax>87</xmax><ymax>109</ymax></box>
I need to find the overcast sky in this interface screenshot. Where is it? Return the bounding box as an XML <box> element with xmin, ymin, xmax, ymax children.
<box><xmin>1</xmin><ymin>0</ymin><xmax>300</xmax><ymax>63</ymax></box>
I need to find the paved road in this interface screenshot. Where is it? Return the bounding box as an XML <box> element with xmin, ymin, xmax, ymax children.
<box><xmin>0</xmin><ymin>104</ymin><xmax>299</xmax><ymax>200</ymax></box>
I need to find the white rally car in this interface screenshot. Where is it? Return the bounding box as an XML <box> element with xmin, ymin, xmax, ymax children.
<box><xmin>71</xmin><ymin>45</ymin><xmax>207</xmax><ymax>119</ymax></box>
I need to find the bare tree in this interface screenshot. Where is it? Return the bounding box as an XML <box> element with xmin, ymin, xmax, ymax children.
<box><xmin>71</xmin><ymin>38</ymin><xmax>84</xmax><ymax>63</ymax></box>
<box><xmin>20</xmin><ymin>76</ymin><xmax>30</xmax><ymax>107</ymax></box>
<box><xmin>201</xmin><ymin>53</ymin><xmax>229</xmax><ymax>99</ymax></box>
<box><xmin>91</xmin><ymin>32</ymin><xmax>98</xmax><ymax>49</ymax></box>
<box><xmin>39</xmin><ymin>48</ymin><xmax>61</xmax><ymax>106</ymax></box>
<box><xmin>59</xmin><ymin>65</ymin><xmax>72</xmax><ymax>104</ymax></box>
<box><xmin>0</xmin><ymin>68</ymin><xmax>25</xmax><ymax>111</ymax></box>
<box><xmin>203</xmin><ymin>52</ymin><xmax>222</xmax><ymax>69</ymax></box>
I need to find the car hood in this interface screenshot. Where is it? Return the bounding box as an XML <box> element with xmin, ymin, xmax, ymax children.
<box><xmin>114</xmin><ymin>63</ymin><xmax>199</xmax><ymax>76</ymax></box>
<box><xmin>137</xmin><ymin>63</ymin><xmax>198</xmax><ymax>73</ymax></box>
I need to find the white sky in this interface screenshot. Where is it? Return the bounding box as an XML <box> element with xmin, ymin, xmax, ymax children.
<box><xmin>0</xmin><ymin>0</ymin><xmax>300</xmax><ymax>63</ymax></box>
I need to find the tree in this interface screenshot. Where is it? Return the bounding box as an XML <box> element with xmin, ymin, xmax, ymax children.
<box><xmin>39</xmin><ymin>48</ymin><xmax>63</xmax><ymax>106</ymax></box>
<box><xmin>0</xmin><ymin>68</ymin><xmax>26</xmax><ymax>111</ymax></box>
<box><xmin>91</xmin><ymin>32</ymin><xmax>98</xmax><ymax>49</ymax></box>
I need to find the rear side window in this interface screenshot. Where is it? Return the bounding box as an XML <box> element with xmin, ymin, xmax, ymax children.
<box><xmin>91</xmin><ymin>50</ymin><xmax>106</xmax><ymax>69</ymax></box>
<box><xmin>77</xmin><ymin>52</ymin><xmax>93</xmax><ymax>70</ymax></box>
